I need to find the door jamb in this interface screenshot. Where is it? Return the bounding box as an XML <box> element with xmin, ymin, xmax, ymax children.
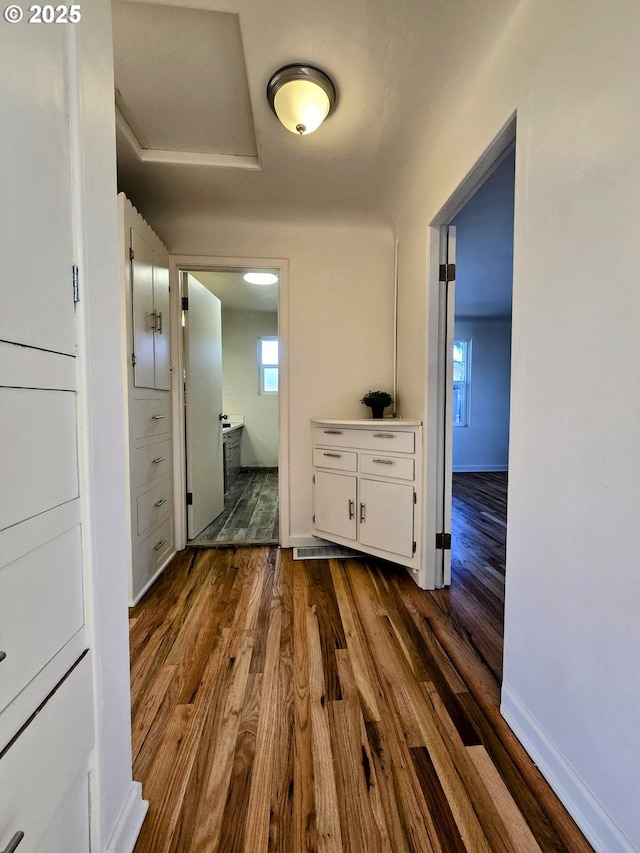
<box><xmin>169</xmin><ymin>254</ymin><xmax>289</xmax><ymax>551</ymax></box>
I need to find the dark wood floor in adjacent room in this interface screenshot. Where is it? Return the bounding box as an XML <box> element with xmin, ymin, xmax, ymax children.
<box><xmin>130</xmin><ymin>541</ymin><xmax>593</xmax><ymax>851</ymax></box>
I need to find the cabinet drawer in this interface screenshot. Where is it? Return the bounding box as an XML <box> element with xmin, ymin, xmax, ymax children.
<box><xmin>134</xmin><ymin>515</ymin><xmax>173</xmax><ymax>587</ymax></box>
<box><xmin>132</xmin><ymin>438</ymin><xmax>172</xmax><ymax>487</ymax></box>
<box><xmin>0</xmin><ymin>654</ymin><xmax>93</xmax><ymax>853</ymax></box>
<box><xmin>360</xmin><ymin>454</ymin><xmax>415</xmax><ymax>481</ymax></box>
<box><xmin>313</xmin><ymin>426</ymin><xmax>415</xmax><ymax>454</ymax></box>
<box><xmin>0</xmin><ymin>525</ymin><xmax>84</xmax><ymax>714</ymax></box>
<box><xmin>313</xmin><ymin>448</ymin><xmax>357</xmax><ymax>472</ymax></box>
<box><xmin>137</xmin><ymin>480</ymin><xmax>173</xmax><ymax>537</ymax></box>
<box><xmin>130</xmin><ymin>395</ymin><xmax>171</xmax><ymax>440</ymax></box>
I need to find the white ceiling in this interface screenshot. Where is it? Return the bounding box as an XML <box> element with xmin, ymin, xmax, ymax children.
<box><xmin>112</xmin><ymin>0</ymin><xmax>519</xmax><ymax>231</ymax></box>
<box><xmin>190</xmin><ymin>269</ymin><xmax>278</xmax><ymax>312</ymax></box>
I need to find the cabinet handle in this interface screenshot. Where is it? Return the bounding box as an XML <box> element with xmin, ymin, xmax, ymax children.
<box><xmin>149</xmin><ymin>311</ymin><xmax>157</xmax><ymax>331</ymax></box>
<box><xmin>2</xmin><ymin>832</ymin><xmax>25</xmax><ymax>853</ymax></box>
<box><xmin>323</xmin><ymin>429</ymin><xmax>342</xmax><ymax>434</ymax></box>
<box><xmin>372</xmin><ymin>458</ymin><xmax>393</xmax><ymax>465</ymax></box>
<box><xmin>153</xmin><ymin>539</ymin><xmax>167</xmax><ymax>551</ymax></box>
<box><xmin>323</xmin><ymin>452</ymin><xmax>341</xmax><ymax>458</ymax></box>
<box><xmin>154</xmin><ymin>498</ymin><xmax>167</xmax><ymax>508</ymax></box>
<box><xmin>0</xmin><ymin>651</ymin><xmax>6</xmax><ymax>663</ymax></box>
<box><xmin>360</xmin><ymin>503</ymin><xmax>366</xmax><ymax>523</ymax></box>
<box><xmin>348</xmin><ymin>500</ymin><xmax>354</xmax><ymax>519</ymax></box>
<box><xmin>373</xmin><ymin>433</ymin><xmax>395</xmax><ymax>439</ymax></box>
<box><xmin>156</xmin><ymin>311</ymin><xmax>163</xmax><ymax>334</ymax></box>
<box><xmin>152</xmin><ymin>456</ymin><xmax>166</xmax><ymax>464</ymax></box>
<box><xmin>152</xmin><ymin>414</ymin><xmax>165</xmax><ymax>420</ymax></box>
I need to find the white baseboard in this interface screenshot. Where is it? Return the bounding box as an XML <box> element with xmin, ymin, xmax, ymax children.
<box><xmin>453</xmin><ymin>464</ymin><xmax>509</xmax><ymax>473</ymax></box>
<box><xmin>130</xmin><ymin>549</ymin><xmax>176</xmax><ymax>606</ymax></box>
<box><xmin>104</xmin><ymin>781</ymin><xmax>148</xmax><ymax>853</ymax></box>
<box><xmin>501</xmin><ymin>684</ymin><xmax>636</xmax><ymax>853</ymax></box>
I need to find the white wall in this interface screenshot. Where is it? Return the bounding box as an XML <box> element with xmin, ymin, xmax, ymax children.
<box><xmin>155</xmin><ymin>215</ymin><xmax>396</xmax><ymax>544</ymax></box>
<box><xmin>453</xmin><ymin>318</ymin><xmax>511</xmax><ymax>472</ymax></box>
<box><xmin>394</xmin><ymin>2</ymin><xmax>640</xmax><ymax>851</ymax></box>
<box><xmin>222</xmin><ymin>308</ymin><xmax>278</xmax><ymax>468</ymax></box>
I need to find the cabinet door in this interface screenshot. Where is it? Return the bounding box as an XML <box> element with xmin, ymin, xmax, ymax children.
<box><xmin>359</xmin><ymin>479</ymin><xmax>415</xmax><ymax>558</ymax></box>
<box><xmin>314</xmin><ymin>471</ymin><xmax>357</xmax><ymax>542</ymax></box>
<box><xmin>152</xmin><ymin>254</ymin><xmax>171</xmax><ymax>390</ymax></box>
<box><xmin>131</xmin><ymin>228</ymin><xmax>155</xmax><ymax>389</ymax></box>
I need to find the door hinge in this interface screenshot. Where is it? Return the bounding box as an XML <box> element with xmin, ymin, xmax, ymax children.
<box><xmin>182</xmin><ymin>296</ymin><xmax>189</xmax><ymax>311</ymax></box>
<box><xmin>412</xmin><ymin>541</ymin><xmax>417</xmax><ymax>554</ymax></box>
<box><xmin>132</xmin><ymin>352</ymin><xmax>137</xmax><ymax>366</ymax></box>
<box><xmin>436</xmin><ymin>532</ymin><xmax>452</xmax><ymax>550</ymax></box>
<box><xmin>439</xmin><ymin>262</ymin><xmax>456</xmax><ymax>282</ymax></box>
<box><xmin>129</xmin><ymin>248</ymin><xmax>135</xmax><ymax>260</ymax></box>
<box><xmin>72</xmin><ymin>265</ymin><xmax>79</xmax><ymax>303</ymax></box>
<box><xmin>186</xmin><ymin>492</ymin><xmax>193</xmax><ymax>505</ymax></box>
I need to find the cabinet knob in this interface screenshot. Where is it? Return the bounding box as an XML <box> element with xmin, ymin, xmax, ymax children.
<box><xmin>2</xmin><ymin>832</ymin><xmax>25</xmax><ymax>853</ymax></box>
<box><xmin>154</xmin><ymin>498</ymin><xmax>167</xmax><ymax>508</ymax></box>
<box><xmin>219</xmin><ymin>413</ymin><xmax>228</xmax><ymax>421</ymax></box>
<box><xmin>323</xmin><ymin>429</ymin><xmax>342</xmax><ymax>434</ymax></box>
<box><xmin>151</xmin><ymin>414</ymin><xmax>165</xmax><ymax>420</ymax></box>
<box><xmin>323</xmin><ymin>452</ymin><xmax>341</xmax><ymax>458</ymax></box>
<box><xmin>153</xmin><ymin>539</ymin><xmax>167</xmax><ymax>551</ymax></box>
<box><xmin>373</xmin><ymin>433</ymin><xmax>394</xmax><ymax>439</ymax></box>
<box><xmin>372</xmin><ymin>458</ymin><xmax>393</xmax><ymax>465</ymax></box>
<box><xmin>152</xmin><ymin>456</ymin><xmax>166</xmax><ymax>464</ymax></box>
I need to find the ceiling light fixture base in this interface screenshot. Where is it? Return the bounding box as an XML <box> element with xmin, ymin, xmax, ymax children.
<box><xmin>267</xmin><ymin>64</ymin><xmax>337</xmax><ymax>136</ymax></box>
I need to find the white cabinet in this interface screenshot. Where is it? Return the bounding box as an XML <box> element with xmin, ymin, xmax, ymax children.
<box><xmin>312</xmin><ymin>419</ymin><xmax>422</xmax><ymax>571</ymax></box>
<box><xmin>120</xmin><ymin>195</ymin><xmax>176</xmax><ymax>604</ymax></box>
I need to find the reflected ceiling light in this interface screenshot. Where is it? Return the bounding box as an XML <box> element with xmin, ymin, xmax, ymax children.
<box><xmin>243</xmin><ymin>272</ymin><xmax>278</xmax><ymax>285</ymax></box>
<box><xmin>267</xmin><ymin>64</ymin><xmax>336</xmax><ymax>136</ymax></box>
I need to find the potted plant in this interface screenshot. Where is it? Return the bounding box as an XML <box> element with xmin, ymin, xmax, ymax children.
<box><xmin>360</xmin><ymin>389</ymin><xmax>393</xmax><ymax>419</ymax></box>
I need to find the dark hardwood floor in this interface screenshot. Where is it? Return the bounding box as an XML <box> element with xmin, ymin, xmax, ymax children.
<box><xmin>129</xmin><ymin>538</ymin><xmax>593</xmax><ymax>852</ymax></box>
<box><xmin>190</xmin><ymin>468</ymin><xmax>279</xmax><ymax>546</ymax></box>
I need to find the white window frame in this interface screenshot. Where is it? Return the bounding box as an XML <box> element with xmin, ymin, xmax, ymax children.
<box><xmin>453</xmin><ymin>339</ymin><xmax>471</xmax><ymax>427</ymax></box>
<box><xmin>259</xmin><ymin>336</ymin><xmax>279</xmax><ymax>395</ymax></box>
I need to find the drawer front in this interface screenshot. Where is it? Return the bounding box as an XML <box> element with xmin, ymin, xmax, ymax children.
<box><xmin>360</xmin><ymin>453</ymin><xmax>415</xmax><ymax>481</ymax></box>
<box><xmin>137</xmin><ymin>479</ymin><xmax>173</xmax><ymax>537</ymax></box>
<box><xmin>0</xmin><ymin>388</ymin><xmax>78</xmax><ymax>532</ymax></box>
<box><xmin>313</xmin><ymin>426</ymin><xmax>415</xmax><ymax>454</ymax></box>
<box><xmin>134</xmin><ymin>515</ymin><xmax>174</xmax><ymax>588</ymax></box>
<box><xmin>0</xmin><ymin>525</ymin><xmax>84</xmax><ymax>714</ymax></box>
<box><xmin>130</xmin><ymin>395</ymin><xmax>171</xmax><ymax>440</ymax></box>
<box><xmin>313</xmin><ymin>448</ymin><xmax>357</xmax><ymax>472</ymax></box>
<box><xmin>132</xmin><ymin>438</ymin><xmax>172</xmax><ymax>488</ymax></box>
<box><xmin>0</xmin><ymin>654</ymin><xmax>93</xmax><ymax>853</ymax></box>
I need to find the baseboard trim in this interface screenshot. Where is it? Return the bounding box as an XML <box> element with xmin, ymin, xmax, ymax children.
<box><xmin>452</xmin><ymin>464</ymin><xmax>509</xmax><ymax>473</ymax></box>
<box><xmin>501</xmin><ymin>684</ymin><xmax>635</xmax><ymax>853</ymax></box>
<box><xmin>130</xmin><ymin>549</ymin><xmax>176</xmax><ymax>606</ymax></box>
<box><xmin>104</xmin><ymin>781</ymin><xmax>148</xmax><ymax>853</ymax></box>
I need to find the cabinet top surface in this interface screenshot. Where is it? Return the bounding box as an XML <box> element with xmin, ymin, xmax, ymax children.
<box><xmin>312</xmin><ymin>418</ymin><xmax>422</xmax><ymax>427</ymax></box>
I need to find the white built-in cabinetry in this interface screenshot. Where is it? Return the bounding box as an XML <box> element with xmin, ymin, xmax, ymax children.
<box><xmin>312</xmin><ymin>420</ymin><xmax>422</xmax><ymax>572</ymax></box>
<box><xmin>119</xmin><ymin>194</ymin><xmax>176</xmax><ymax>604</ymax></box>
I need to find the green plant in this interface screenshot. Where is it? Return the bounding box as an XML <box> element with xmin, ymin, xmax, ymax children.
<box><xmin>360</xmin><ymin>390</ymin><xmax>393</xmax><ymax>408</ymax></box>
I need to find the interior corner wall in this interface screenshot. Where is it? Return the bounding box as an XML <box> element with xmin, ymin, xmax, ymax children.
<box><xmin>222</xmin><ymin>308</ymin><xmax>278</xmax><ymax>468</ymax></box>
<box><xmin>453</xmin><ymin>318</ymin><xmax>511</xmax><ymax>472</ymax></box>
<box><xmin>393</xmin><ymin>1</ymin><xmax>640</xmax><ymax>851</ymax></box>
<box><xmin>155</xmin><ymin>215</ymin><xmax>395</xmax><ymax>544</ymax></box>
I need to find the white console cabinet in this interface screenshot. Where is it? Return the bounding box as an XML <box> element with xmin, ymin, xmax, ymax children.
<box><xmin>311</xmin><ymin>420</ymin><xmax>422</xmax><ymax>571</ymax></box>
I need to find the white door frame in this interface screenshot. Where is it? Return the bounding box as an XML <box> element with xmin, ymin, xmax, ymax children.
<box><xmin>424</xmin><ymin>115</ymin><xmax>516</xmax><ymax>588</ymax></box>
<box><xmin>169</xmin><ymin>254</ymin><xmax>289</xmax><ymax>551</ymax></box>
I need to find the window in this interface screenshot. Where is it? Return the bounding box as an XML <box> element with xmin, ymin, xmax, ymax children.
<box><xmin>259</xmin><ymin>336</ymin><xmax>279</xmax><ymax>394</ymax></box>
<box><xmin>453</xmin><ymin>339</ymin><xmax>470</xmax><ymax>427</ymax></box>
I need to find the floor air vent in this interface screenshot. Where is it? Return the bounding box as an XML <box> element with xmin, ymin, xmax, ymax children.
<box><xmin>292</xmin><ymin>545</ymin><xmax>362</xmax><ymax>561</ymax></box>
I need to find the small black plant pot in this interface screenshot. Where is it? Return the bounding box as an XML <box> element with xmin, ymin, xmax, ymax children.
<box><xmin>369</xmin><ymin>406</ymin><xmax>385</xmax><ymax>419</ymax></box>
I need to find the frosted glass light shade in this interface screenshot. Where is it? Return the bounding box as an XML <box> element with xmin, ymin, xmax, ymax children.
<box><xmin>243</xmin><ymin>272</ymin><xmax>278</xmax><ymax>285</ymax></box>
<box><xmin>267</xmin><ymin>65</ymin><xmax>336</xmax><ymax>136</ymax></box>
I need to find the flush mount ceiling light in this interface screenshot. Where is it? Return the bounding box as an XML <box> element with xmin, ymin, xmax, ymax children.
<box><xmin>267</xmin><ymin>64</ymin><xmax>336</xmax><ymax>136</ymax></box>
<box><xmin>243</xmin><ymin>272</ymin><xmax>278</xmax><ymax>285</ymax></box>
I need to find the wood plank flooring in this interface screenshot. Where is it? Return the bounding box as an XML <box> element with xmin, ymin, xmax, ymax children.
<box><xmin>130</xmin><ymin>545</ymin><xmax>593</xmax><ymax>853</ymax></box>
<box><xmin>191</xmin><ymin>469</ymin><xmax>279</xmax><ymax>546</ymax></box>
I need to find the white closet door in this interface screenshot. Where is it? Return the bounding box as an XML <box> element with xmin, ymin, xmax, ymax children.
<box><xmin>130</xmin><ymin>228</ymin><xmax>156</xmax><ymax>389</ymax></box>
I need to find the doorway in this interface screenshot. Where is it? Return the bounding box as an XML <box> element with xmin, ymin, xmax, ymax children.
<box><xmin>429</xmin><ymin>123</ymin><xmax>515</xmax><ymax>683</ymax></box>
<box><xmin>174</xmin><ymin>261</ymin><xmax>286</xmax><ymax>548</ymax></box>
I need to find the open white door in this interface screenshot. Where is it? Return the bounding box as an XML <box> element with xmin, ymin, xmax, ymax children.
<box><xmin>435</xmin><ymin>226</ymin><xmax>456</xmax><ymax>587</ymax></box>
<box><xmin>183</xmin><ymin>273</ymin><xmax>225</xmax><ymax>539</ymax></box>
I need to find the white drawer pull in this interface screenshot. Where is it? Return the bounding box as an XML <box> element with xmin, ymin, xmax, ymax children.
<box><xmin>323</xmin><ymin>429</ymin><xmax>342</xmax><ymax>434</ymax></box>
<box><xmin>323</xmin><ymin>452</ymin><xmax>341</xmax><ymax>458</ymax></box>
<box><xmin>152</xmin><ymin>414</ymin><xmax>165</xmax><ymax>420</ymax></box>
<box><xmin>153</xmin><ymin>539</ymin><xmax>167</xmax><ymax>551</ymax></box>
<box><xmin>154</xmin><ymin>498</ymin><xmax>167</xmax><ymax>508</ymax></box>
<box><xmin>152</xmin><ymin>456</ymin><xmax>166</xmax><ymax>464</ymax></box>
<box><xmin>373</xmin><ymin>433</ymin><xmax>395</xmax><ymax>439</ymax></box>
<box><xmin>0</xmin><ymin>651</ymin><xmax>6</xmax><ymax>663</ymax></box>
<box><xmin>2</xmin><ymin>833</ymin><xmax>25</xmax><ymax>853</ymax></box>
<box><xmin>372</xmin><ymin>458</ymin><xmax>393</xmax><ymax>465</ymax></box>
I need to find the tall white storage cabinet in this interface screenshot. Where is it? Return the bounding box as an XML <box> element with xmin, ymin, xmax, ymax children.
<box><xmin>119</xmin><ymin>195</ymin><xmax>176</xmax><ymax>604</ymax></box>
<box><xmin>311</xmin><ymin>420</ymin><xmax>423</xmax><ymax>574</ymax></box>
<box><xmin>1</xmin><ymin>9</ymin><xmax>143</xmax><ymax>853</ymax></box>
